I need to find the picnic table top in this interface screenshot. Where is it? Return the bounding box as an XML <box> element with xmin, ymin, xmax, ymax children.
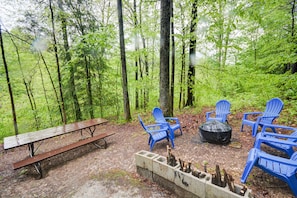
<box><xmin>4</xmin><ymin>118</ymin><xmax>108</xmax><ymax>150</ymax></box>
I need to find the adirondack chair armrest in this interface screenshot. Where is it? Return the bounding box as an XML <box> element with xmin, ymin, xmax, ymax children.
<box><xmin>206</xmin><ymin>110</ymin><xmax>215</xmax><ymax>115</ymax></box>
<box><xmin>254</xmin><ymin>135</ymin><xmax>297</xmax><ymax>149</ymax></box>
<box><xmin>206</xmin><ymin>111</ymin><xmax>215</xmax><ymax>118</ymax></box>
<box><xmin>261</xmin><ymin>124</ymin><xmax>297</xmax><ymax>133</ymax></box>
<box><xmin>259</xmin><ymin>114</ymin><xmax>279</xmax><ymax>119</ymax></box>
<box><xmin>261</xmin><ymin>131</ymin><xmax>297</xmax><ymax>139</ymax></box>
<box><xmin>258</xmin><ymin>149</ymin><xmax>297</xmax><ymax>166</ymax></box>
<box><xmin>256</xmin><ymin>114</ymin><xmax>279</xmax><ymax>124</ymax></box>
<box><xmin>242</xmin><ymin>112</ymin><xmax>263</xmax><ymax>119</ymax></box>
<box><xmin>225</xmin><ymin>112</ymin><xmax>231</xmax><ymax>119</ymax></box>
<box><xmin>164</xmin><ymin>117</ymin><xmax>180</xmax><ymax>124</ymax></box>
<box><xmin>243</xmin><ymin>112</ymin><xmax>262</xmax><ymax>115</ymax></box>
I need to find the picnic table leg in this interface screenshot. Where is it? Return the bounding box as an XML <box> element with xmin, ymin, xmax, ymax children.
<box><xmin>28</xmin><ymin>143</ymin><xmax>35</xmax><ymax>157</ymax></box>
<box><xmin>93</xmin><ymin>138</ymin><xmax>107</xmax><ymax>149</ymax></box>
<box><xmin>27</xmin><ymin>143</ymin><xmax>43</xmax><ymax>178</ymax></box>
<box><xmin>33</xmin><ymin>162</ymin><xmax>43</xmax><ymax>179</ymax></box>
<box><xmin>84</xmin><ymin>126</ymin><xmax>97</xmax><ymax>137</ymax></box>
<box><xmin>79</xmin><ymin>126</ymin><xmax>96</xmax><ymax>139</ymax></box>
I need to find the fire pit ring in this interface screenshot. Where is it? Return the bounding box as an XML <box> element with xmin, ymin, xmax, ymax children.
<box><xmin>199</xmin><ymin>120</ymin><xmax>232</xmax><ymax>144</ymax></box>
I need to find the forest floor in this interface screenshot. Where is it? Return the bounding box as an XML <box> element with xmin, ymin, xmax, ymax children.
<box><xmin>0</xmin><ymin>108</ymin><xmax>295</xmax><ymax>198</ymax></box>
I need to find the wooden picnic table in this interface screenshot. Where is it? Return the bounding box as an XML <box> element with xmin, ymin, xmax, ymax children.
<box><xmin>3</xmin><ymin>118</ymin><xmax>114</xmax><ymax>178</ymax></box>
<box><xmin>4</xmin><ymin>118</ymin><xmax>108</xmax><ymax>150</ymax></box>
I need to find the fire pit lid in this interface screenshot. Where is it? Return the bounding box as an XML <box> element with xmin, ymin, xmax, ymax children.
<box><xmin>199</xmin><ymin>120</ymin><xmax>232</xmax><ymax>144</ymax></box>
<box><xmin>199</xmin><ymin>120</ymin><xmax>231</xmax><ymax>132</ymax></box>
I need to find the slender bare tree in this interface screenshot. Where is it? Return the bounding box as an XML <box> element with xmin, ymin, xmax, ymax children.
<box><xmin>160</xmin><ymin>0</ymin><xmax>171</xmax><ymax>116</ymax></box>
<box><xmin>170</xmin><ymin>0</ymin><xmax>175</xmax><ymax>114</ymax></box>
<box><xmin>0</xmin><ymin>25</ymin><xmax>18</xmax><ymax>135</ymax></box>
<box><xmin>58</xmin><ymin>0</ymin><xmax>82</xmax><ymax>121</ymax></box>
<box><xmin>49</xmin><ymin>0</ymin><xmax>67</xmax><ymax>124</ymax></box>
<box><xmin>186</xmin><ymin>0</ymin><xmax>197</xmax><ymax>107</ymax></box>
<box><xmin>117</xmin><ymin>0</ymin><xmax>132</xmax><ymax>121</ymax></box>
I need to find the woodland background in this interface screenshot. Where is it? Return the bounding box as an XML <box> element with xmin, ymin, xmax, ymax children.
<box><xmin>1</xmin><ymin>0</ymin><xmax>297</xmax><ymax>141</ymax></box>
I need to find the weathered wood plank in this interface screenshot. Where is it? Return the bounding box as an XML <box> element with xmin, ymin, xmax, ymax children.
<box><xmin>13</xmin><ymin>132</ymin><xmax>115</xmax><ymax>170</ymax></box>
<box><xmin>4</xmin><ymin>118</ymin><xmax>108</xmax><ymax>150</ymax></box>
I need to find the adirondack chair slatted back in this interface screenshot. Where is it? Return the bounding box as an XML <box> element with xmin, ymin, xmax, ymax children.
<box><xmin>241</xmin><ymin>98</ymin><xmax>284</xmax><ymax>137</ymax></box>
<box><xmin>261</xmin><ymin>98</ymin><xmax>284</xmax><ymax>124</ymax></box>
<box><xmin>206</xmin><ymin>100</ymin><xmax>231</xmax><ymax>123</ymax></box>
<box><xmin>152</xmin><ymin>107</ymin><xmax>166</xmax><ymax>123</ymax></box>
<box><xmin>138</xmin><ymin>115</ymin><xmax>148</xmax><ymax>131</ymax></box>
<box><xmin>215</xmin><ymin>100</ymin><xmax>231</xmax><ymax>118</ymax></box>
<box><xmin>152</xmin><ymin>107</ymin><xmax>183</xmax><ymax>139</ymax></box>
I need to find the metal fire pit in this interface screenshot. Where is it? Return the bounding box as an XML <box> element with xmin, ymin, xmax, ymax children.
<box><xmin>199</xmin><ymin>120</ymin><xmax>232</xmax><ymax>144</ymax></box>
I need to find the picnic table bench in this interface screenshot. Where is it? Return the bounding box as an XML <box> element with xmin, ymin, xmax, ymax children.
<box><xmin>3</xmin><ymin>118</ymin><xmax>114</xmax><ymax>178</ymax></box>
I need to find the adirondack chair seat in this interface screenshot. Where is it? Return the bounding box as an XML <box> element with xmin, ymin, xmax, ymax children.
<box><xmin>148</xmin><ymin>130</ymin><xmax>170</xmax><ymax>149</ymax></box>
<box><xmin>138</xmin><ymin>115</ymin><xmax>174</xmax><ymax>151</ymax></box>
<box><xmin>241</xmin><ymin>113</ymin><xmax>279</xmax><ymax>133</ymax></box>
<box><xmin>206</xmin><ymin>99</ymin><xmax>231</xmax><ymax>123</ymax></box>
<box><xmin>152</xmin><ymin>107</ymin><xmax>182</xmax><ymax>139</ymax></box>
<box><xmin>241</xmin><ymin>98</ymin><xmax>284</xmax><ymax>137</ymax></box>
<box><xmin>165</xmin><ymin>120</ymin><xmax>180</xmax><ymax>136</ymax></box>
<box><xmin>241</xmin><ymin>148</ymin><xmax>297</xmax><ymax>197</ymax></box>
<box><xmin>254</xmin><ymin>124</ymin><xmax>297</xmax><ymax>157</ymax></box>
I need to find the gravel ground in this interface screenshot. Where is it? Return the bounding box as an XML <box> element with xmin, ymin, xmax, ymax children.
<box><xmin>0</xmin><ymin>111</ymin><xmax>295</xmax><ymax>198</ymax></box>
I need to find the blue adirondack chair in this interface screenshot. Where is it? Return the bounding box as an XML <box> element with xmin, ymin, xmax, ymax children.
<box><xmin>241</xmin><ymin>148</ymin><xmax>297</xmax><ymax>197</ymax></box>
<box><xmin>206</xmin><ymin>100</ymin><xmax>231</xmax><ymax>123</ymax></box>
<box><xmin>152</xmin><ymin>107</ymin><xmax>182</xmax><ymax>139</ymax></box>
<box><xmin>254</xmin><ymin>123</ymin><xmax>297</xmax><ymax>157</ymax></box>
<box><xmin>240</xmin><ymin>97</ymin><xmax>284</xmax><ymax>137</ymax></box>
<box><xmin>138</xmin><ymin>115</ymin><xmax>174</xmax><ymax>151</ymax></box>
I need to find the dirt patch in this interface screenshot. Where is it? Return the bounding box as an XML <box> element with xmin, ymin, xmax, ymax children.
<box><xmin>71</xmin><ymin>169</ymin><xmax>174</xmax><ymax>198</ymax></box>
<box><xmin>0</xmin><ymin>110</ymin><xmax>295</xmax><ymax>198</ymax></box>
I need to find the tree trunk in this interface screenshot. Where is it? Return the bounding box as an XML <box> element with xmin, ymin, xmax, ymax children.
<box><xmin>141</xmin><ymin>34</ymin><xmax>149</xmax><ymax>110</ymax></box>
<box><xmin>291</xmin><ymin>0</ymin><xmax>297</xmax><ymax>74</ymax></box>
<box><xmin>170</xmin><ymin>0</ymin><xmax>175</xmax><ymax>114</ymax></box>
<box><xmin>186</xmin><ymin>0</ymin><xmax>197</xmax><ymax>107</ymax></box>
<box><xmin>9</xmin><ymin>32</ymin><xmax>39</xmax><ymax>129</ymax></box>
<box><xmin>133</xmin><ymin>0</ymin><xmax>139</xmax><ymax>110</ymax></box>
<box><xmin>85</xmin><ymin>56</ymin><xmax>94</xmax><ymax>118</ymax></box>
<box><xmin>67</xmin><ymin>1</ymin><xmax>96</xmax><ymax>119</ymax></box>
<box><xmin>179</xmin><ymin>3</ymin><xmax>186</xmax><ymax>109</ymax></box>
<box><xmin>160</xmin><ymin>0</ymin><xmax>171</xmax><ymax>116</ymax></box>
<box><xmin>117</xmin><ymin>0</ymin><xmax>132</xmax><ymax>121</ymax></box>
<box><xmin>0</xmin><ymin>25</ymin><xmax>18</xmax><ymax>135</ymax></box>
<box><xmin>217</xmin><ymin>0</ymin><xmax>223</xmax><ymax>69</ymax></box>
<box><xmin>40</xmin><ymin>52</ymin><xmax>63</xmax><ymax>122</ymax></box>
<box><xmin>37</xmin><ymin>62</ymin><xmax>53</xmax><ymax>124</ymax></box>
<box><xmin>49</xmin><ymin>0</ymin><xmax>67</xmax><ymax>124</ymax></box>
<box><xmin>139</xmin><ymin>1</ymin><xmax>149</xmax><ymax>110</ymax></box>
<box><xmin>58</xmin><ymin>0</ymin><xmax>82</xmax><ymax>121</ymax></box>
<box><xmin>222</xmin><ymin>19</ymin><xmax>232</xmax><ymax>68</ymax></box>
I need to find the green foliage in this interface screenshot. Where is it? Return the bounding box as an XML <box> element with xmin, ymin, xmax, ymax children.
<box><xmin>280</xmin><ymin>73</ymin><xmax>297</xmax><ymax>100</ymax></box>
<box><xmin>2</xmin><ymin>0</ymin><xmax>297</xmax><ymax>143</ymax></box>
<box><xmin>275</xmin><ymin>74</ymin><xmax>297</xmax><ymax>123</ymax></box>
<box><xmin>192</xmin><ymin>59</ymin><xmax>288</xmax><ymax>112</ymax></box>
